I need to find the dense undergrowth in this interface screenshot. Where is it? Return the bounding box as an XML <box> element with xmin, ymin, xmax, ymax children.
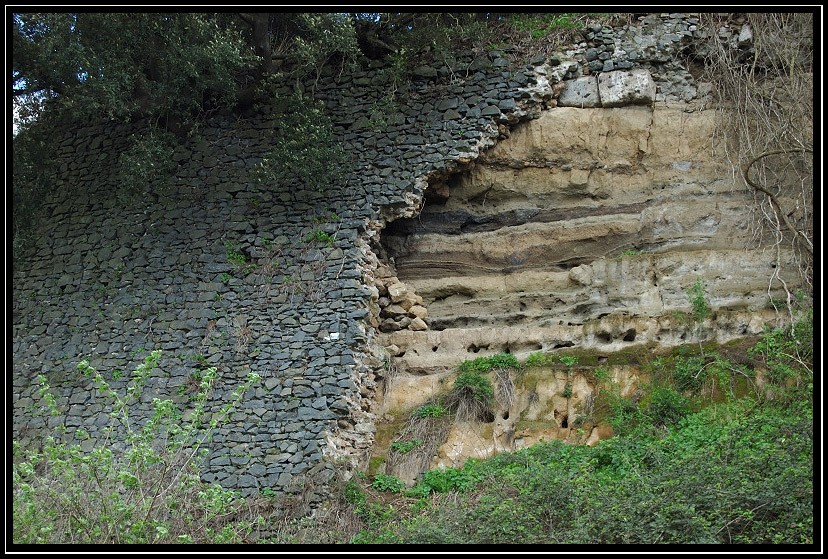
<box><xmin>326</xmin><ymin>306</ymin><xmax>812</xmax><ymax>546</ymax></box>
<box><xmin>331</xmin><ymin>394</ymin><xmax>812</xmax><ymax>545</ymax></box>
<box><xmin>12</xmin><ymin>307</ymin><xmax>813</xmax><ymax>545</ymax></box>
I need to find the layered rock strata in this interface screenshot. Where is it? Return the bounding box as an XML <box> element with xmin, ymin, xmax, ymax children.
<box><xmin>373</xmin><ymin>86</ymin><xmax>802</xmax><ymax>475</ymax></box>
<box><xmin>379</xmin><ymin>103</ymin><xmax>799</xmax><ymax>372</ymax></box>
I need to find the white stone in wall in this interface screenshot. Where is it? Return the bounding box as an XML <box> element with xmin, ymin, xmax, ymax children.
<box><xmin>558</xmin><ymin>76</ymin><xmax>601</xmax><ymax>108</ymax></box>
<box><xmin>597</xmin><ymin>69</ymin><xmax>656</xmax><ymax>107</ymax></box>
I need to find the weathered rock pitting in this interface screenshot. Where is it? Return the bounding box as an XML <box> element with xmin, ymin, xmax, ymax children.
<box><xmin>378</xmin><ymin>103</ymin><xmax>798</xmax><ymax>370</ymax></box>
<box><xmin>372</xmin><ymin>76</ymin><xmax>801</xmax><ymax>474</ymax></box>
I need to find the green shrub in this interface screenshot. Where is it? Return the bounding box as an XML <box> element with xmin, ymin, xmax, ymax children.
<box><xmin>524</xmin><ymin>351</ymin><xmax>553</xmax><ymax>367</ymax></box>
<box><xmin>688</xmin><ymin>278</ymin><xmax>711</xmax><ymax>340</ymax></box>
<box><xmin>343</xmin><ymin>479</ymin><xmax>367</xmax><ymax>506</ymax></box>
<box><xmin>748</xmin><ymin>309</ymin><xmax>813</xmax><ymax>385</ymax></box>
<box><xmin>606</xmin><ymin>390</ymin><xmax>645</xmax><ymax>436</ymax></box>
<box><xmin>452</xmin><ymin>371</ymin><xmax>494</xmax><ymax>405</ymax></box>
<box><xmin>12</xmin><ymin>352</ymin><xmax>261</xmax><ymax>544</ymax></box>
<box><xmin>224</xmin><ymin>240</ymin><xmax>258</xmax><ymax>276</ymax></box>
<box><xmin>458</xmin><ymin>353</ymin><xmax>520</xmax><ymax>374</ymax></box>
<box><xmin>508</xmin><ymin>13</ymin><xmax>582</xmax><ymax>39</ymax></box>
<box><xmin>351</xmin><ymin>526</ymin><xmax>401</xmax><ymax>544</ymax></box>
<box><xmin>252</xmin><ymin>96</ymin><xmax>348</xmax><ymax>192</ymax></box>
<box><xmin>305</xmin><ymin>229</ymin><xmax>335</xmax><ymax>247</ymax></box>
<box><xmin>559</xmin><ymin>355</ymin><xmax>578</xmax><ymax>367</ymax></box>
<box><xmin>390</xmin><ymin>439</ymin><xmax>422</xmax><ymax>454</ymax></box>
<box><xmin>371</xmin><ymin>474</ymin><xmax>406</xmax><ymax>494</ymax></box>
<box><xmin>116</xmin><ymin>127</ymin><xmax>177</xmax><ymax>203</ymax></box>
<box><xmin>449</xmin><ymin>370</ymin><xmax>496</xmax><ymax>421</ymax></box>
<box><xmin>397</xmin><ymin>511</ymin><xmax>466</xmax><ymax>543</ymax></box>
<box><xmin>419</xmin><ymin>464</ymin><xmax>483</xmax><ymax>494</ymax></box>
<box><xmin>467</xmin><ymin>494</ymin><xmax>544</xmax><ymax>544</ymax></box>
<box><xmin>673</xmin><ymin>356</ymin><xmax>707</xmax><ymax>393</ymax></box>
<box><xmin>646</xmin><ymin>386</ymin><xmax>690</xmax><ymax>427</ymax></box>
<box><xmin>523</xmin><ymin>353</ymin><xmax>578</xmax><ymax>368</ymax></box>
<box><xmin>403</xmin><ymin>483</ymin><xmax>433</xmax><ymax>500</ymax></box>
<box><xmin>594</xmin><ymin>367</ymin><xmax>611</xmax><ymax>382</ymax></box>
<box><xmin>412</xmin><ymin>403</ymin><xmax>447</xmax><ymax>419</ymax></box>
<box><xmin>224</xmin><ymin>240</ymin><xmax>249</xmax><ymax>266</ymax></box>
<box><xmin>280</xmin><ymin>14</ymin><xmax>361</xmax><ymax>84</ymax></box>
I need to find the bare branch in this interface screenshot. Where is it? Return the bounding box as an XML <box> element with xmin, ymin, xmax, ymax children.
<box><xmin>743</xmin><ymin>149</ymin><xmax>814</xmax><ymax>256</ymax></box>
<box><xmin>701</xmin><ymin>12</ymin><xmax>813</xmax><ymax>304</ymax></box>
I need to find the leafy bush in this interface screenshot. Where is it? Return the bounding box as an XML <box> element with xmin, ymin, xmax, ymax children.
<box><xmin>448</xmin><ymin>370</ymin><xmax>496</xmax><ymax>422</ymax></box>
<box><xmin>523</xmin><ymin>352</ymin><xmax>578</xmax><ymax>368</ymax></box>
<box><xmin>688</xmin><ymin>278</ymin><xmax>711</xmax><ymax>338</ymax></box>
<box><xmin>646</xmin><ymin>386</ymin><xmax>690</xmax><ymax>427</ymax></box>
<box><xmin>305</xmin><ymin>229</ymin><xmax>335</xmax><ymax>247</ymax></box>
<box><xmin>342</xmin><ymin>479</ymin><xmax>367</xmax><ymax>506</ymax></box>
<box><xmin>524</xmin><ymin>351</ymin><xmax>553</xmax><ymax>367</ymax></box>
<box><xmin>346</xmin><ymin>478</ymin><xmax>400</xmax><ymax>543</ymax></box>
<box><xmin>116</xmin><ymin>127</ymin><xmax>177</xmax><ymax>203</ymax></box>
<box><xmin>559</xmin><ymin>355</ymin><xmax>578</xmax><ymax>367</ymax></box>
<box><xmin>390</xmin><ymin>439</ymin><xmax>422</xmax><ymax>454</ymax></box>
<box><xmin>350</xmin><ymin>527</ymin><xmax>401</xmax><ymax>544</ymax></box>
<box><xmin>606</xmin><ymin>390</ymin><xmax>644</xmax><ymax>436</ymax></box>
<box><xmin>252</xmin><ymin>96</ymin><xmax>349</xmax><ymax>192</ymax></box>
<box><xmin>412</xmin><ymin>403</ymin><xmax>447</xmax><ymax>419</ymax></box>
<box><xmin>12</xmin><ymin>352</ymin><xmax>261</xmax><ymax>544</ymax></box>
<box><xmin>418</xmin><ymin>463</ymin><xmax>484</xmax><ymax>494</ymax></box>
<box><xmin>748</xmin><ymin>309</ymin><xmax>813</xmax><ymax>384</ymax></box>
<box><xmin>452</xmin><ymin>371</ymin><xmax>494</xmax><ymax>405</ymax></box>
<box><xmin>371</xmin><ymin>474</ymin><xmax>405</xmax><ymax>494</ymax></box>
<box><xmin>224</xmin><ymin>240</ymin><xmax>248</xmax><ymax>267</ymax></box>
<box><xmin>458</xmin><ymin>353</ymin><xmax>520</xmax><ymax>374</ymax></box>
<box><xmin>466</xmin><ymin>494</ymin><xmax>545</xmax><ymax>544</ymax></box>
<box><xmin>283</xmin><ymin>13</ymin><xmax>361</xmax><ymax>84</ymax></box>
<box><xmin>594</xmin><ymin>367</ymin><xmax>611</xmax><ymax>382</ymax></box>
<box><xmin>673</xmin><ymin>356</ymin><xmax>707</xmax><ymax>393</ymax></box>
<box><xmin>507</xmin><ymin>13</ymin><xmax>582</xmax><ymax>39</ymax></box>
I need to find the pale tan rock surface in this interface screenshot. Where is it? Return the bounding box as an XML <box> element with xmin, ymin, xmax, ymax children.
<box><xmin>371</xmin><ymin>102</ymin><xmax>802</xmax><ymax>481</ymax></box>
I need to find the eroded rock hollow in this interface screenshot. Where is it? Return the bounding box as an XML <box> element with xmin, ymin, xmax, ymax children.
<box><xmin>370</xmin><ymin>98</ymin><xmax>801</xmax><ymax>481</ymax></box>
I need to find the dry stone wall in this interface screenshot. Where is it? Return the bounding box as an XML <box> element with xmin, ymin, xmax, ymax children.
<box><xmin>12</xmin><ymin>13</ymin><xmax>764</xmax><ymax>499</ymax></box>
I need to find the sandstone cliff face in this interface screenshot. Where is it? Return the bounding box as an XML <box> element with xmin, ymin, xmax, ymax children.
<box><xmin>371</xmin><ymin>99</ymin><xmax>801</xmax><ymax>478</ymax></box>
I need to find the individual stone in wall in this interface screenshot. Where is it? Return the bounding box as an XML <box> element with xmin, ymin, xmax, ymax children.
<box><xmin>558</xmin><ymin>76</ymin><xmax>601</xmax><ymax>108</ymax></box>
<box><xmin>597</xmin><ymin>69</ymin><xmax>656</xmax><ymax>107</ymax></box>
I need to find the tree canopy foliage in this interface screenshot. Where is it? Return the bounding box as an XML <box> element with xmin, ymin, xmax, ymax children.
<box><xmin>11</xmin><ymin>11</ymin><xmax>603</xmax><ymax>130</ymax></box>
<box><xmin>13</xmin><ymin>13</ymin><xmax>252</xmax><ymax>126</ymax></box>
<box><xmin>11</xmin><ymin>12</ymin><xmax>473</xmax><ymax>129</ymax></box>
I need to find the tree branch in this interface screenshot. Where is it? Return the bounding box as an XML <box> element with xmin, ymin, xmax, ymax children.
<box><xmin>13</xmin><ymin>83</ymin><xmax>57</xmax><ymax>97</ymax></box>
<box><xmin>238</xmin><ymin>12</ymin><xmax>272</xmax><ymax>73</ymax></box>
<box><xmin>743</xmin><ymin>149</ymin><xmax>813</xmax><ymax>256</ymax></box>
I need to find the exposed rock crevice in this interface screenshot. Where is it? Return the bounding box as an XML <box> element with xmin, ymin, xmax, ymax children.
<box><xmin>371</xmin><ymin>81</ymin><xmax>802</xmax><ymax>475</ymax></box>
<box><xmin>377</xmin><ymin>102</ymin><xmax>799</xmax><ymax>360</ymax></box>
